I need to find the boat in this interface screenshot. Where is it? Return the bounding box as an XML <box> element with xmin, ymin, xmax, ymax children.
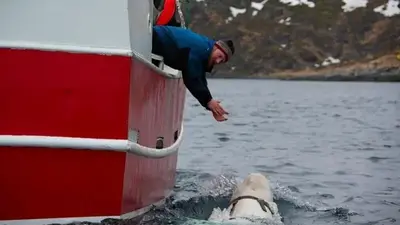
<box><xmin>0</xmin><ymin>0</ymin><xmax>188</xmax><ymax>224</ymax></box>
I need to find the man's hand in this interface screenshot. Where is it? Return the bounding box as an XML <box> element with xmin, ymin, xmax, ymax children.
<box><xmin>207</xmin><ymin>99</ymin><xmax>229</xmax><ymax>122</ymax></box>
<box><xmin>212</xmin><ymin>111</ymin><xmax>227</xmax><ymax>122</ymax></box>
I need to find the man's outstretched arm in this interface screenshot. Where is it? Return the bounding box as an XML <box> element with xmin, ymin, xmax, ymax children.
<box><xmin>181</xmin><ymin>56</ymin><xmax>229</xmax><ymax>122</ymax></box>
<box><xmin>181</xmin><ymin>56</ymin><xmax>213</xmax><ymax>110</ymax></box>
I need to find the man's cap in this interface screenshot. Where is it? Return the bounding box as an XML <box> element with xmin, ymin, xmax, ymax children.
<box><xmin>215</xmin><ymin>39</ymin><xmax>235</xmax><ymax>61</ymax></box>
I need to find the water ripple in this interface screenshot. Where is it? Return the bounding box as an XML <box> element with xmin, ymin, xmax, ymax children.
<box><xmin>177</xmin><ymin>80</ymin><xmax>400</xmax><ymax>225</ymax></box>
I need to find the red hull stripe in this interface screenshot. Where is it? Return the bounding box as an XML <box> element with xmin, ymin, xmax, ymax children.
<box><xmin>0</xmin><ymin>48</ymin><xmax>131</xmax><ymax>139</ymax></box>
<box><xmin>0</xmin><ymin>196</ymin><xmax>167</xmax><ymax>225</ymax></box>
<box><xmin>0</xmin><ymin>47</ymin><xmax>185</xmax><ymax>220</ymax></box>
<box><xmin>0</xmin><ymin>146</ymin><xmax>126</xmax><ymax>220</ymax></box>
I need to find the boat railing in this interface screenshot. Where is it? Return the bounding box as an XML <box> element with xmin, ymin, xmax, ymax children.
<box><xmin>151</xmin><ymin>53</ymin><xmax>165</xmax><ymax>70</ymax></box>
<box><xmin>135</xmin><ymin>49</ymin><xmax>182</xmax><ymax>79</ymax></box>
<box><xmin>151</xmin><ymin>53</ymin><xmax>182</xmax><ymax>77</ymax></box>
<box><xmin>0</xmin><ymin>125</ymin><xmax>183</xmax><ymax>158</ymax></box>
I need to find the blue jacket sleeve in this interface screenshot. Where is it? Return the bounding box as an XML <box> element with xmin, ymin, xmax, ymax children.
<box><xmin>182</xmin><ymin>55</ymin><xmax>213</xmax><ymax>110</ymax></box>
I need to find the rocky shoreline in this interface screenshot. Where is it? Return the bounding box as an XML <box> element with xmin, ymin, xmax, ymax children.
<box><xmin>211</xmin><ymin>55</ymin><xmax>400</xmax><ymax>82</ymax></box>
<box><xmin>187</xmin><ymin>0</ymin><xmax>400</xmax><ymax>81</ymax></box>
<box><xmin>268</xmin><ymin>68</ymin><xmax>400</xmax><ymax>82</ymax></box>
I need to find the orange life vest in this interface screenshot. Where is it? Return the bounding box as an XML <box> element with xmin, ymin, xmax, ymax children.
<box><xmin>155</xmin><ymin>0</ymin><xmax>176</xmax><ymax>26</ymax></box>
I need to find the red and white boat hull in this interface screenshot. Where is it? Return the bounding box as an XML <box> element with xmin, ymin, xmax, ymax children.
<box><xmin>0</xmin><ymin>0</ymin><xmax>186</xmax><ymax>224</ymax></box>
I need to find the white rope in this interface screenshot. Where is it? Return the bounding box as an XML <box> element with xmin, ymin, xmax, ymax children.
<box><xmin>175</xmin><ymin>0</ymin><xmax>186</xmax><ymax>28</ymax></box>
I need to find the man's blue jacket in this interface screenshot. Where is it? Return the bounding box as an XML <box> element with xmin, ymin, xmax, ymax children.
<box><xmin>152</xmin><ymin>25</ymin><xmax>216</xmax><ymax>109</ymax></box>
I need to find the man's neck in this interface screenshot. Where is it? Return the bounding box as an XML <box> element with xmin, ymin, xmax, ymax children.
<box><xmin>206</xmin><ymin>47</ymin><xmax>216</xmax><ymax>72</ymax></box>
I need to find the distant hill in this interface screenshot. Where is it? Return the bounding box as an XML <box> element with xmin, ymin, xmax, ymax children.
<box><xmin>182</xmin><ymin>0</ymin><xmax>400</xmax><ymax>81</ymax></box>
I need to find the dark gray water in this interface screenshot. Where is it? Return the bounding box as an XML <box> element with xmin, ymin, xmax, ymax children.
<box><xmin>70</xmin><ymin>80</ymin><xmax>399</xmax><ymax>225</ymax></box>
<box><xmin>156</xmin><ymin>80</ymin><xmax>399</xmax><ymax>225</ymax></box>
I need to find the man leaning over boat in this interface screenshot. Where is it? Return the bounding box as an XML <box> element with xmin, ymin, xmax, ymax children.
<box><xmin>151</xmin><ymin>25</ymin><xmax>235</xmax><ymax>122</ymax></box>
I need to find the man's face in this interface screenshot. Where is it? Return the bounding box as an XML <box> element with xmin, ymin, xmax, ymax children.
<box><xmin>209</xmin><ymin>48</ymin><xmax>227</xmax><ymax>67</ymax></box>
